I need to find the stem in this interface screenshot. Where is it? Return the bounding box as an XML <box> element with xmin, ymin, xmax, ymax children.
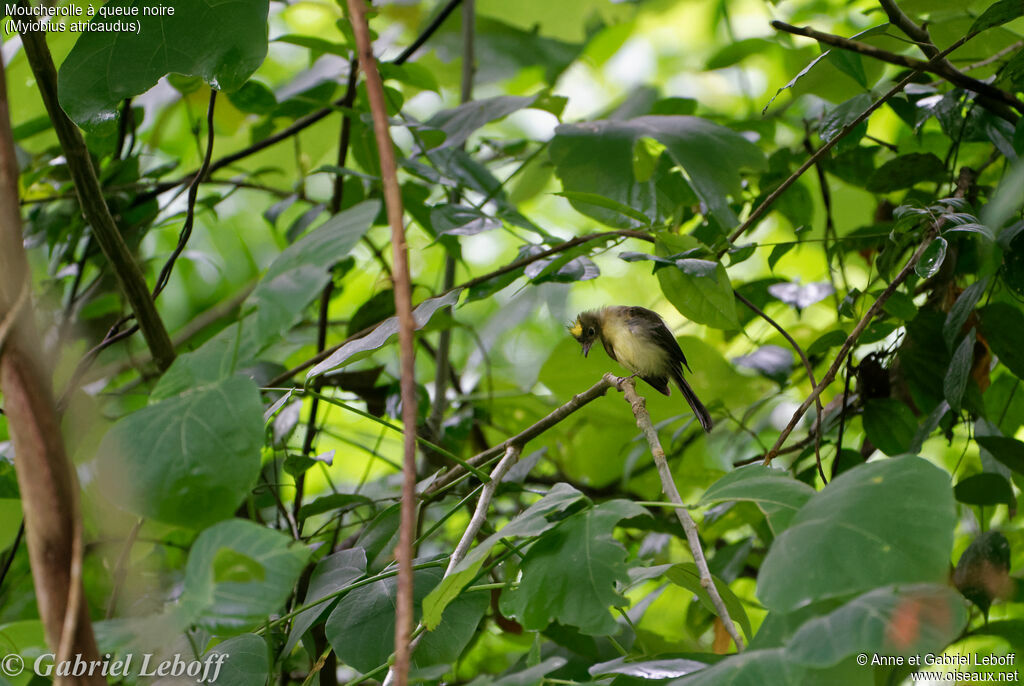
<box><xmin>346</xmin><ymin>2</ymin><xmax>420</xmax><ymax>684</ymax></box>
<box><xmin>607</xmin><ymin>374</ymin><xmax>744</xmax><ymax>651</ymax></box>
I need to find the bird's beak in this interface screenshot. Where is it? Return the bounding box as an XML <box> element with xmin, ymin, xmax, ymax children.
<box><xmin>581</xmin><ymin>341</ymin><xmax>593</xmax><ymax>357</ymax></box>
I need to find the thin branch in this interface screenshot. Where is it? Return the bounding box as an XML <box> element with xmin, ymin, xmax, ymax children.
<box><xmin>733</xmin><ymin>291</ymin><xmax>827</xmax><ymax>483</ymax></box>
<box><xmin>762</xmin><ymin>229</ymin><xmax>937</xmax><ymax>464</ymax></box>
<box><xmin>394</xmin><ymin>0</ymin><xmax>463</xmax><ymax>64</ymax></box>
<box><xmin>17</xmin><ymin>17</ymin><xmax>175</xmax><ymax>371</ymax></box>
<box><xmin>607</xmin><ymin>374</ymin><xmax>744</xmax><ymax>651</ymax></box>
<box><xmin>347</xmin><ymin>2</ymin><xmax>420</xmax><ymax>684</ymax></box>
<box><xmin>152</xmin><ymin>89</ymin><xmax>218</xmax><ymax>298</ymax></box>
<box><xmin>105</xmin><ymin>518</ymin><xmax>143</xmax><ymax>619</ymax></box>
<box><xmin>422</xmin><ymin>377</ymin><xmax>614</xmax><ymax>497</ymax></box>
<box><xmin>725</xmin><ymin>31</ymin><xmax>973</xmax><ymax>251</ymax></box>
<box><xmin>771</xmin><ymin>20</ymin><xmax>1022</xmax><ymax>122</ymax></box>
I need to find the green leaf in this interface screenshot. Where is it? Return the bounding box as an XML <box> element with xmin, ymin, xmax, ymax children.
<box><xmin>415</xmin><ymin>590</ymin><xmax>489</xmax><ymax>668</ymax></box>
<box><xmin>307</xmin><ymin>290</ymin><xmax>461</xmax><ymax>378</ymax></box>
<box><xmin>96</xmin><ymin>375</ymin><xmax>264</xmax><ymax>529</ymax></box>
<box><xmin>152</xmin><ymin>201</ymin><xmax>379</xmax><ymax>400</ymax></box>
<box><xmin>866</xmin><ymin>153</ymin><xmax>947</xmax><ymax>192</ymax></box>
<box><xmin>980</xmin><ymin>303</ymin><xmax>1024</xmax><ymax>380</ymax></box>
<box><xmin>699</xmin><ymin>465</ymin><xmax>815</xmax><ymax>536</ymax></box>
<box><xmin>430</xmin><ymin>204</ymin><xmax>502</xmax><ymax>236</ymax></box>
<box><xmin>705</xmin><ymin>38</ymin><xmax>775</xmax><ymax>70</ymax></box>
<box><xmin>283</xmin><ymin>549</ymin><xmax>367</xmax><ymax>656</ymax></box>
<box><xmin>758</xmin><ymin>457</ymin><xmax>956</xmax><ymax>612</ymax></box>
<box><xmin>655</xmin><ymin>235</ymin><xmax>739</xmax><ymax>329</ymax></box>
<box><xmin>422</xmin><ymin>95</ymin><xmax>538</xmax><ymax>151</ymax></box>
<box><xmin>500</xmin><ymin>500</ymin><xmax>648</xmax><ymax>635</ymax></box>
<box><xmin>665</xmin><ymin>563</ymin><xmax>753</xmax><ymax>640</ymax></box>
<box><xmin>671</xmin><ymin>648</ymin><xmax>804</xmax><ymax>685</ymax></box>
<box><xmin>820</xmin><ymin>94</ymin><xmax>872</xmax><ymax>143</ymax></box>
<box><xmin>786</xmin><ymin>584</ymin><xmax>967</xmax><ymax>668</ymax></box>
<box><xmin>226</xmin><ymin>80</ymin><xmax>277</xmax><ymax>114</ymax></box>
<box><xmin>58</xmin><ymin>0</ymin><xmax>270</xmax><ymax>131</ymax></box>
<box><xmin>0</xmin><ymin>499</ymin><xmax>22</xmax><ymax>552</ymax></box>
<box><xmin>807</xmin><ymin>329</ymin><xmax>849</xmax><ymax>357</ymax></box>
<box><xmin>212</xmin><ymin>548</ymin><xmax>265</xmax><ymax>584</ymax></box>
<box><xmin>861</xmin><ymin>398</ymin><xmax>917</xmax><ymax>456</ymax></box>
<box><xmin>183</xmin><ymin>520</ymin><xmax>310</xmax><ymax>634</ymax></box>
<box><xmin>554</xmin><ymin>191</ymin><xmax>653</xmax><ymax>226</ymax></box>
<box><xmin>325</xmin><ymin>566</ymin><xmax>443</xmax><ymax>673</ymax></box>
<box><xmin>423</xmin><ymin>483</ymin><xmax>586</xmax><ymax>630</ymax></box>
<box><xmin>202</xmin><ymin>634</ymin><xmax>269</xmax><ymax>686</ymax></box>
<box><xmin>944</xmin><ymin>328</ymin><xmax>976</xmax><ymax>413</ymax></box>
<box><xmin>297</xmin><ymin>493</ymin><xmax>373</xmax><ymax>521</ymax></box>
<box><xmin>551</xmin><ymin>116</ymin><xmax>765</xmax><ymax>229</ymax></box>
<box><xmin>955</xmin><ymin>473</ymin><xmax>1015</xmax><ymax>505</ymax></box>
<box><xmin>976</xmin><ymin>435</ymin><xmax>1024</xmax><ymax>474</ymax></box>
<box><xmin>914</xmin><ymin>237</ymin><xmax>947</xmax><ymax>279</ymax></box>
<box><xmin>971</xmin><ymin>0</ymin><xmax>1024</xmax><ymax>35</ymax></box>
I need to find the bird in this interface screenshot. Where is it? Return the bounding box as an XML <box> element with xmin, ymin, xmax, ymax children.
<box><xmin>569</xmin><ymin>306</ymin><xmax>713</xmax><ymax>432</ymax></box>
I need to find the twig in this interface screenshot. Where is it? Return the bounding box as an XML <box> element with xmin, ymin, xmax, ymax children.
<box><xmin>17</xmin><ymin>17</ymin><xmax>175</xmax><ymax>371</ymax></box>
<box><xmin>762</xmin><ymin>229</ymin><xmax>938</xmax><ymax>464</ymax></box>
<box><xmin>347</xmin><ymin>1</ymin><xmax>420</xmax><ymax>684</ymax></box>
<box><xmin>296</xmin><ymin>59</ymin><xmax>359</xmax><ymax>529</ymax></box>
<box><xmin>105</xmin><ymin>518</ymin><xmax>144</xmax><ymax>618</ymax></box>
<box><xmin>395</xmin><ymin>0</ymin><xmax>463</xmax><ymax>64</ymax></box>
<box><xmin>0</xmin><ymin>522</ymin><xmax>23</xmax><ymax>593</ymax></box>
<box><xmin>152</xmin><ymin>89</ymin><xmax>217</xmax><ymax>298</ymax></box>
<box><xmin>423</xmin><ymin>377</ymin><xmax>613</xmax><ymax>496</ymax></box>
<box><xmin>771</xmin><ymin>20</ymin><xmax>1022</xmax><ymax>122</ymax></box>
<box><xmin>961</xmin><ymin>40</ymin><xmax>1024</xmax><ymax>72</ymax></box>
<box><xmin>607</xmin><ymin>374</ymin><xmax>744</xmax><ymax>651</ymax></box>
<box><xmin>733</xmin><ymin>291</ymin><xmax>827</xmax><ymax>483</ymax></box>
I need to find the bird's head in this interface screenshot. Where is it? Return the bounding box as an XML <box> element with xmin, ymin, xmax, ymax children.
<box><xmin>568</xmin><ymin>311</ymin><xmax>601</xmax><ymax>357</ymax></box>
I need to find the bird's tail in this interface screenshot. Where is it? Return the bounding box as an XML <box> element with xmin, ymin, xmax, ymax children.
<box><xmin>672</xmin><ymin>369</ymin><xmax>713</xmax><ymax>433</ymax></box>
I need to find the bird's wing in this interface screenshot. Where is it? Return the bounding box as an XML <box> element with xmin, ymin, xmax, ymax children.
<box><xmin>625</xmin><ymin>307</ymin><xmax>691</xmax><ymax>372</ymax></box>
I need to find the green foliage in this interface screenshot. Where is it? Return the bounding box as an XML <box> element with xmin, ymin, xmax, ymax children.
<box><xmin>8</xmin><ymin>0</ymin><xmax>1024</xmax><ymax>682</ymax></box>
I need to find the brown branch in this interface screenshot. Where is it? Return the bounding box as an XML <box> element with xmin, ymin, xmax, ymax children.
<box><xmin>608</xmin><ymin>374</ymin><xmax>744</xmax><ymax>651</ymax></box>
<box><xmin>0</xmin><ymin>55</ymin><xmax>105</xmax><ymax>685</ymax></box>
<box><xmin>422</xmin><ymin>377</ymin><xmax>614</xmax><ymax>497</ymax></box>
<box><xmin>17</xmin><ymin>19</ymin><xmax>175</xmax><ymax>371</ymax></box>
<box><xmin>771</xmin><ymin>20</ymin><xmax>1022</xmax><ymax>122</ymax></box>
<box><xmin>347</xmin><ymin>1</ymin><xmax>420</xmax><ymax>683</ymax></box>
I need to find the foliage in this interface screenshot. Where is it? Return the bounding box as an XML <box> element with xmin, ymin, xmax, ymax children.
<box><xmin>4</xmin><ymin>0</ymin><xmax>1024</xmax><ymax>684</ymax></box>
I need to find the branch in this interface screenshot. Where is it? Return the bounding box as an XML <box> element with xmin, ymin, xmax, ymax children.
<box><xmin>0</xmin><ymin>54</ymin><xmax>105</xmax><ymax>685</ymax></box>
<box><xmin>346</xmin><ymin>2</ymin><xmax>420</xmax><ymax>684</ymax></box>
<box><xmin>725</xmin><ymin>30</ymin><xmax>974</xmax><ymax>251</ymax></box>
<box><xmin>771</xmin><ymin>20</ymin><xmax>1023</xmax><ymax>122</ymax></box>
<box><xmin>762</xmin><ymin>229</ymin><xmax>937</xmax><ymax>464</ymax></box>
<box><xmin>17</xmin><ymin>21</ymin><xmax>175</xmax><ymax>370</ymax></box>
<box><xmin>422</xmin><ymin>377</ymin><xmax>614</xmax><ymax>497</ymax></box>
<box><xmin>607</xmin><ymin>375</ymin><xmax>745</xmax><ymax>651</ymax></box>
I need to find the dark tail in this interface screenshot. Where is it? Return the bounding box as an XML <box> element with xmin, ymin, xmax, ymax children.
<box><xmin>672</xmin><ymin>369</ymin><xmax>713</xmax><ymax>433</ymax></box>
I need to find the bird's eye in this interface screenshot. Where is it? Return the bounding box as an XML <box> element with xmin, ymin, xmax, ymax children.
<box><xmin>587</xmin><ymin>327</ymin><xmax>595</xmax><ymax>336</ymax></box>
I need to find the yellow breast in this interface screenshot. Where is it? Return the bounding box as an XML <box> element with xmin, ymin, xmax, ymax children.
<box><xmin>602</xmin><ymin>319</ymin><xmax>669</xmax><ymax>376</ymax></box>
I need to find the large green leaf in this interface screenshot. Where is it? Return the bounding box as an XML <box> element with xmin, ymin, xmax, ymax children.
<box><xmin>96</xmin><ymin>375</ymin><xmax>264</xmax><ymax>529</ymax></box>
<box><xmin>758</xmin><ymin>457</ymin><xmax>955</xmax><ymax>612</ymax></box>
<box><xmin>152</xmin><ymin>201</ymin><xmax>379</xmax><ymax>400</ymax></box>
<box><xmin>203</xmin><ymin>634</ymin><xmax>269</xmax><ymax>686</ymax></box>
<box><xmin>666</xmin><ymin>563</ymin><xmax>753</xmax><ymax>640</ymax></box>
<box><xmin>325</xmin><ymin>566</ymin><xmax>444</xmax><ymax>673</ymax></box>
<box><xmin>422</xmin><ymin>482</ymin><xmax>586</xmax><ymax>629</ymax></box>
<box><xmin>283</xmin><ymin>549</ymin><xmax>367</xmax><ymax>656</ymax></box>
<box><xmin>655</xmin><ymin>233</ymin><xmax>739</xmax><ymax>329</ymax></box>
<box><xmin>671</xmin><ymin>648</ymin><xmax>804</xmax><ymax>686</ymax></box>
<box><xmin>861</xmin><ymin>399</ymin><xmax>917</xmax><ymax>456</ymax></box>
<box><xmin>57</xmin><ymin>0</ymin><xmax>270</xmax><ymax>131</ymax></box>
<box><xmin>980</xmin><ymin>303</ymin><xmax>1024</xmax><ymax>380</ymax></box>
<box><xmin>182</xmin><ymin>520</ymin><xmax>310</xmax><ymax>633</ymax></box>
<box><xmin>700</xmin><ymin>466</ymin><xmax>816</xmax><ymax>536</ymax></box>
<box><xmin>421</xmin><ymin>95</ymin><xmax>538</xmax><ymax>151</ymax></box>
<box><xmin>550</xmin><ymin>116</ymin><xmax>765</xmax><ymax>229</ymax></box>
<box><xmin>499</xmin><ymin>499</ymin><xmax>648</xmax><ymax>635</ymax></box>
<box><xmin>786</xmin><ymin>584</ymin><xmax>967</xmax><ymax>668</ymax></box>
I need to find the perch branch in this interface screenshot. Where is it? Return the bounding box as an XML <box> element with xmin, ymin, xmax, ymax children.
<box><xmin>607</xmin><ymin>374</ymin><xmax>744</xmax><ymax>651</ymax></box>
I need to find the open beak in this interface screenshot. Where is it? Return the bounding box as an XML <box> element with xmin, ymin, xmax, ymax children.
<box><xmin>581</xmin><ymin>341</ymin><xmax>593</xmax><ymax>357</ymax></box>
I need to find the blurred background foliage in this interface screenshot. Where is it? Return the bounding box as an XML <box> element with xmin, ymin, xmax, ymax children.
<box><xmin>4</xmin><ymin>0</ymin><xmax>1024</xmax><ymax>683</ymax></box>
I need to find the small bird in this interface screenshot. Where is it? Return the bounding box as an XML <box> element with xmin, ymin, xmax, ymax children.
<box><xmin>569</xmin><ymin>306</ymin><xmax>713</xmax><ymax>432</ymax></box>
